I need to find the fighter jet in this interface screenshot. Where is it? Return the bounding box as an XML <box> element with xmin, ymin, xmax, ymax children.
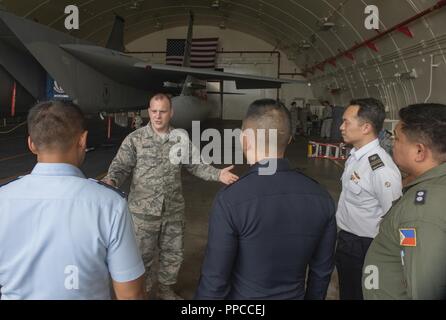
<box><xmin>0</xmin><ymin>10</ymin><xmax>304</xmax><ymax>128</ymax></box>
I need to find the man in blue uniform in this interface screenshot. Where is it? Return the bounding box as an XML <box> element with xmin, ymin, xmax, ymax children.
<box><xmin>195</xmin><ymin>99</ymin><xmax>337</xmax><ymax>300</ymax></box>
<box><xmin>0</xmin><ymin>101</ymin><xmax>145</xmax><ymax>300</ymax></box>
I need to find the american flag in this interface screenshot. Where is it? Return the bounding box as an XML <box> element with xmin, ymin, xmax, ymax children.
<box><xmin>166</xmin><ymin>38</ymin><xmax>219</xmax><ymax>69</ymax></box>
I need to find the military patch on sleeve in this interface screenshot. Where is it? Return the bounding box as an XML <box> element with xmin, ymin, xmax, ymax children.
<box><xmin>90</xmin><ymin>179</ymin><xmax>127</xmax><ymax>198</ymax></box>
<box><xmin>368</xmin><ymin>154</ymin><xmax>385</xmax><ymax>171</ymax></box>
<box><xmin>415</xmin><ymin>190</ymin><xmax>426</xmax><ymax>205</ymax></box>
<box><xmin>399</xmin><ymin>228</ymin><xmax>417</xmax><ymax>247</ymax></box>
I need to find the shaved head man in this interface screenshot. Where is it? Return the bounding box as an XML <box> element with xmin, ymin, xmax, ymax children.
<box><xmin>196</xmin><ymin>99</ymin><xmax>337</xmax><ymax>300</ymax></box>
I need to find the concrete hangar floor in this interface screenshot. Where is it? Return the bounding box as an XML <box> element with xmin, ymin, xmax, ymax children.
<box><xmin>0</xmin><ymin>118</ymin><xmax>342</xmax><ymax>300</ymax></box>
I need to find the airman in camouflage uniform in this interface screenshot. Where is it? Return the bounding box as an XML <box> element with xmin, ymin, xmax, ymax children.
<box><xmin>104</xmin><ymin>94</ymin><xmax>238</xmax><ymax>300</ymax></box>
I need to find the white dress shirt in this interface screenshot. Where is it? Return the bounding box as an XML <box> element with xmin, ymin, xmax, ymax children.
<box><xmin>336</xmin><ymin>139</ymin><xmax>402</xmax><ymax>238</ymax></box>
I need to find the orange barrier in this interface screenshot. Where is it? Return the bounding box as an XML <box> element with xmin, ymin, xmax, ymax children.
<box><xmin>308</xmin><ymin>141</ymin><xmax>351</xmax><ymax>160</ymax></box>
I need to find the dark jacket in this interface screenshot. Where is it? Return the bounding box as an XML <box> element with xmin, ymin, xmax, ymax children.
<box><xmin>195</xmin><ymin>158</ymin><xmax>337</xmax><ymax>300</ymax></box>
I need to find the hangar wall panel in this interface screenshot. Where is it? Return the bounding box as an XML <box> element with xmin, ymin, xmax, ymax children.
<box><xmin>127</xmin><ymin>26</ymin><xmax>313</xmax><ymax>120</ymax></box>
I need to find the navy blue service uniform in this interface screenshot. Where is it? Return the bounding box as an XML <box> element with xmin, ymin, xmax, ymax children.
<box><xmin>195</xmin><ymin>159</ymin><xmax>337</xmax><ymax>300</ymax></box>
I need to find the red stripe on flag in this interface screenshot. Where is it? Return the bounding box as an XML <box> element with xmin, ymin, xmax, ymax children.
<box><xmin>166</xmin><ymin>37</ymin><xmax>219</xmax><ymax>69</ymax></box>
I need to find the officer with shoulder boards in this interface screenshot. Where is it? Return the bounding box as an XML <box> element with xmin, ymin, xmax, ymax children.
<box><xmin>336</xmin><ymin>98</ymin><xmax>402</xmax><ymax>300</ymax></box>
<box><xmin>363</xmin><ymin>103</ymin><xmax>446</xmax><ymax>300</ymax></box>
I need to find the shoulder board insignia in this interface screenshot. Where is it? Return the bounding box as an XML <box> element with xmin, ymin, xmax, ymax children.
<box><xmin>415</xmin><ymin>190</ymin><xmax>427</xmax><ymax>205</ymax></box>
<box><xmin>0</xmin><ymin>176</ymin><xmax>23</xmax><ymax>189</ymax></box>
<box><xmin>90</xmin><ymin>179</ymin><xmax>127</xmax><ymax>198</ymax></box>
<box><xmin>368</xmin><ymin>154</ymin><xmax>385</xmax><ymax>171</ymax></box>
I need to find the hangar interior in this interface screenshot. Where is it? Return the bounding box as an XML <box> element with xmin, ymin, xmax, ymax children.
<box><xmin>2</xmin><ymin>0</ymin><xmax>446</xmax><ymax>117</ymax></box>
<box><xmin>1</xmin><ymin>0</ymin><xmax>446</xmax><ymax>300</ymax></box>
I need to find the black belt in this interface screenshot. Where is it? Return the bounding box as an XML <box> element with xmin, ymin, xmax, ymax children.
<box><xmin>338</xmin><ymin>229</ymin><xmax>373</xmax><ymax>242</ymax></box>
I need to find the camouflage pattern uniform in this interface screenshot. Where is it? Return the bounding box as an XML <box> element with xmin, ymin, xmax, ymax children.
<box><xmin>105</xmin><ymin>123</ymin><xmax>221</xmax><ymax>291</ymax></box>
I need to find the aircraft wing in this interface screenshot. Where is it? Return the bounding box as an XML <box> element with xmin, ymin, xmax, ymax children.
<box><xmin>0</xmin><ymin>10</ymin><xmax>307</xmax><ymax>115</ymax></box>
<box><xmin>0</xmin><ymin>11</ymin><xmax>149</xmax><ymax>113</ymax></box>
<box><xmin>134</xmin><ymin>62</ymin><xmax>306</xmax><ymax>89</ymax></box>
<box><xmin>59</xmin><ymin>44</ymin><xmax>305</xmax><ymax>91</ymax></box>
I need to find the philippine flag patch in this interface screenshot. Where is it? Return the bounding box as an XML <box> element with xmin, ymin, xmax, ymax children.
<box><xmin>399</xmin><ymin>228</ymin><xmax>417</xmax><ymax>247</ymax></box>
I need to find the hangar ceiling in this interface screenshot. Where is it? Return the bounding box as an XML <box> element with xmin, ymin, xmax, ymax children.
<box><xmin>1</xmin><ymin>0</ymin><xmax>446</xmax><ymax>109</ymax></box>
<box><xmin>0</xmin><ymin>1</ymin><xmax>443</xmax><ymax>64</ymax></box>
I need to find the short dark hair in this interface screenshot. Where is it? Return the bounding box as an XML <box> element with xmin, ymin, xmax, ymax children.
<box><xmin>242</xmin><ymin>99</ymin><xmax>291</xmax><ymax>153</ymax></box>
<box><xmin>399</xmin><ymin>103</ymin><xmax>446</xmax><ymax>161</ymax></box>
<box><xmin>350</xmin><ymin>98</ymin><xmax>386</xmax><ymax>135</ymax></box>
<box><xmin>27</xmin><ymin>100</ymin><xmax>87</xmax><ymax>152</ymax></box>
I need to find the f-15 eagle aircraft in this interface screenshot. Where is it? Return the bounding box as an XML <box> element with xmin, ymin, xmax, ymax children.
<box><xmin>0</xmin><ymin>10</ymin><xmax>304</xmax><ymax>128</ymax></box>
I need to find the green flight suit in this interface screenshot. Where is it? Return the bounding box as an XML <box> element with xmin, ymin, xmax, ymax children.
<box><xmin>363</xmin><ymin>162</ymin><xmax>446</xmax><ymax>299</ymax></box>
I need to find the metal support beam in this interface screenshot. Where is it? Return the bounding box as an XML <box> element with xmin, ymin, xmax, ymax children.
<box><xmin>305</xmin><ymin>0</ymin><xmax>446</xmax><ymax>74</ymax></box>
